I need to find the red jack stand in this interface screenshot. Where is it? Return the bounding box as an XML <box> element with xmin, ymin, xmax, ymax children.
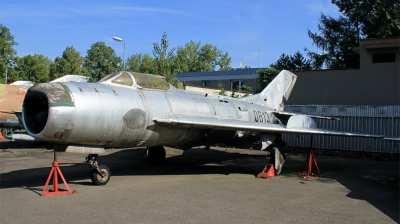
<box><xmin>41</xmin><ymin>145</ymin><xmax>76</xmax><ymax>196</ymax></box>
<box><xmin>257</xmin><ymin>164</ymin><xmax>275</xmax><ymax>178</ymax></box>
<box><xmin>0</xmin><ymin>131</ymin><xmax>4</xmax><ymax>139</ymax></box>
<box><xmin>298</xmin><ymin>149</ymin><xmax>321</xmax><ymax>178</ymax></box>
<box><xmin>41</xmin><ymin>161</ymin><xmax>77</xmax><ymax>196</ymax></box>
<box><xmin>298</xmin><ymin>136</ymin><xmax>321</xmax><ymax>178</ymax></box>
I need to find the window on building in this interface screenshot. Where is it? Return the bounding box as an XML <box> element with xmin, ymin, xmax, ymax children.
<box><xmin>202</xmin><ymin>81</ymin><xmax>211</xmax><ymax>88</ymax></box>
<box><xmin>231</xmin><ymin>80</ymin><xmax>244</xmax><ymax>91</ymax></box>
<box><xmin>372</xmin><ymin>53</ymin><xmax>396</xmax><ymax>63</ymax></box>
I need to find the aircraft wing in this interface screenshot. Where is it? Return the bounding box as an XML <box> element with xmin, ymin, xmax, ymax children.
<box><xmin>153</xmin><ymin>114</ymin><xmax>383</xmax><ymax>138</ymax></box>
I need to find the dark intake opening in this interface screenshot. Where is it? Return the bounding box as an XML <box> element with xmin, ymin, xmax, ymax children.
<box><xmin>23</xmin><ymin>91</ymin><xmax>49</xmax><ymax>134</ymax></box>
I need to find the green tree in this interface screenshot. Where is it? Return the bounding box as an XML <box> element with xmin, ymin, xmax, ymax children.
<box><xmin>174</xmin><ymin>40</ymin><xmax>232</xmax><ymax>73</ymax></box>
<box><xmin>198</xmin><ymin>43</ymin><xmax>231</xmax><ymax>71</ymax></box>
<box><xmin>332</xmin><ymin>0</ymin><xmax>400</xmax><ymax>38</ymax></box>
<box><xmin>126</xmin><ymin>53</ymin><xmax>143</xmax><ymax>72</ymax></box>
<box><xmin>153</xmin><ymin>32</ymin><xmax>175</xmax><ymax>76</ymax></box>
<box><xmin>306</xmin><ymin>14</ymin><xmax>360</xmax><ymax>69</ymax></box>
<box><xmin>216</xmin><ymin>51</ymin><xmax>232</xmax><ymax>71</ymax></box>
<box><xmin>14</xmin><ymin>54</ymin><xmax>52</xmax><ymax>83</ymax></box>
<box><xmin>306</xmin><ymin>0</ymin><xmax>399</xmax><ymax>69</ymax></box>
<box><xmin>256</xmin><ymin>67</ymin><xmax>280</xmax><ymax>91</ymax></box>
<box><xmin>126</xmin><ymin>53</ymin><xmax>156</xmax><ymax>74</ymax></box>
<box><xmin>140</xmin><ymin>54</ymin><xmax>156</xmax><ymax>74</ymax></box>
<box><xmin>50</xmin><ymin>46</ymin><xmax>85</xmax><ymax>80</ymax></box>
<box><xmin>231</xmin><ymin>84</ymin><xmax>253</xmax><ymax>98</ymax></box>
<box><xmin>174</xmin><ymin>40</ymin><xmax>202</xmax><ymax>73</ymax></box>
<box><xmin>164</xmin><ymin>73</ymin><xmax>183</xmax><ymax>88</ymax></box>
<box><xmin>0</xmin><ymin>24</ymin><xmax>18</xmax><ymax>83</ymax></box>
<box><xmin>83</xmin><ymin>42</ymin><xmax>121</xmax><ymax>82</ymax></box>
<box><xmin>270</xmin><ymin>51</ymin><xmax>312</xmax><ymax>70</ymax></box>
<box><xmin>217</xmin><ymin>83</ymin><xmax>227</xmax><ymax>96</ymax></box>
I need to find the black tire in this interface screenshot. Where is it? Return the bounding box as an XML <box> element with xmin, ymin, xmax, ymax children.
<box><xmin>145</xmin><ymin>146</ymin><xmax>166</xmax><ymax>164</ymax></box>
<box><xmin>90</xmin><ymin>164</ymin><xmax>111</xmax><ymax>186</ymax></box>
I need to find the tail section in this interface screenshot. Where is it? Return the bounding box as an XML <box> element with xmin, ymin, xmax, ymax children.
<box><xmin>241</xmin><ymin>70</ymin><xmax>297</xmax><ymax>111</ymax></box>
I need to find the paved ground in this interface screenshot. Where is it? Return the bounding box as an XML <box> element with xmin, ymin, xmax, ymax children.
<box><xmin>0</xmin><ymin>139</ymin><xmax>399</xmax><ymax>224</ymax></box>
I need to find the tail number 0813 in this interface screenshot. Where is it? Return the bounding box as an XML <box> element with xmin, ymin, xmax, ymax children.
<box><xmin>253</xmin><ymin>110</ymin><xmax>270</xmax><ymax>123</ymax></box>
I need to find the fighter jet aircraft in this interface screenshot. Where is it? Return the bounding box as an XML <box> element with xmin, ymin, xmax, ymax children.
<box><xmin>0</xmin><ymin>75</ymin><xmax>88</xmax><ymax>139</ymax></box>
<box><xmin>21</xmin><ymin>70</ymin><xmax>382</xmax><ymax>185</ymax></box>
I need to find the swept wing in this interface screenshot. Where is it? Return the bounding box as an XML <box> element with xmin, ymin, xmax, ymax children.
<box><xmin>153</xmin><ymin>114</ymin><xmax>383</xmax><ymax>138</ymax></box>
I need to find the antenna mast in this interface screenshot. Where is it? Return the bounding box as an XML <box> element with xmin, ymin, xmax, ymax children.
<box><xmin>240</xmin><ymin>44</ymin><xmax>245</xmax><ymax>69</ymax></box>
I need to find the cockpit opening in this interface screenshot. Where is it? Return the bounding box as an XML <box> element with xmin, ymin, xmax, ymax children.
<box><xmin>98</xmin><ymin>71</ymin><xmax>171</xmax><ymax>90</ymax></box>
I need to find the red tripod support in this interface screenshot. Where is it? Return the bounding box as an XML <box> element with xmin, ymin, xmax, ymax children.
<box><xmin>298</xmin><ymin>135</ymin><xmax>321</xmax><ymax>178</ymax></box>
<box><xmin>41</xmin><ymin>161</ymin><xmax>76</xmax><ymax>196</ymax></box>
<box><xmin>299</xmin><ymin>149</ymin><xmax>321</xmax><ymax>178</ymax></box>
<box><xmin>41</xmin><ymin>145</ymin><xmax>77</xmax><ymax>196</ymax></box>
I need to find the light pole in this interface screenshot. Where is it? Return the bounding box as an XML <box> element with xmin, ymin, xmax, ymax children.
<box><xmin>113</xmin><ymin>36</ymin><xmax>126</xmax><ymax>71</ymax></box>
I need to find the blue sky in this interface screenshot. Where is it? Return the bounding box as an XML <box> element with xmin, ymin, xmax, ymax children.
<box><xmin>1</xmin><ymin>0</ymin><xmax>341</xmax><ymax>69</ymax></box>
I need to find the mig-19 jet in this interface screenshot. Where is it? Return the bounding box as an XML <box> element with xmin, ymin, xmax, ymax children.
<box><xmin>21</xmin><ymin>70</ymin><xmax>382</xmax><ymax>185</ymax></box>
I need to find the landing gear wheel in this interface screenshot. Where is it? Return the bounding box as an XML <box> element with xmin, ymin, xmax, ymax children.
<box><xmin>90</xmin><ymin>164</ymin><xmax>111</xmax><ymax>186</ymax></box>
<box><xmin>144</xmin><ymin>146</ymin><xmax>166</xmax><ymax>164</ymax></box>
<box><xmin>1</xmin><ymin>128</ymin><xmax>14</xmax><ymax>139</ymax></box>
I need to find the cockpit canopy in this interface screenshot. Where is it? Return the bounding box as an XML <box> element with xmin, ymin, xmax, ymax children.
<box><xmin>98</xmin><ymin>71</ymin><xmax>171</xmax><ymax>90</ymax></box>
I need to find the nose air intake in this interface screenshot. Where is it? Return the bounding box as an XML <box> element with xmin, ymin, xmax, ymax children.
<box><xmin>23</xmin><ymin>90</ymin><xmax>49</xmax><ymax>134</ymax></box>
<box><xmin>23</xmin><ymin>83</ymin><xmax>74</xmax><ymax>136</ymax></box>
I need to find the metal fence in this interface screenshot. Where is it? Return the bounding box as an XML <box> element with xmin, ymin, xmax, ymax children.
<box><xmin>283</xmin><ymin>105</ymin><xmax>400</xmax><ymax>153</ymax></box>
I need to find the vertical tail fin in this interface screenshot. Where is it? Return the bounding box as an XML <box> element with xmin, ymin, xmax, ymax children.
<box><xmin>241</xmin><ymin>70</ymin><xmax>297</xmax><ymax>111</ymax></box>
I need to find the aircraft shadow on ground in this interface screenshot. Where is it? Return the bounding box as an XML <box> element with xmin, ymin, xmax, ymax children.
<box><xmin>0</xmin><ymin>144</ymin><xmax>398</xmax><ymax>222</ymax></box>
<box><xmin>333</xmin><ymin>166</ymin><xmax>399</xmax><ymax>222</ymax></box>
<box><xmin>294</xmin><ymin>154</ymin><xmax>399</xmax><ymax>223</ymax></box>
<box><xmin>0</xmin><ymin>146</ymin><xmax>274</xmax><ymax>190</ymax></box>
<box><xmin>0</xmin><ymin>141</ymin><xmax>52</xmax><ymax>150</ymax></box>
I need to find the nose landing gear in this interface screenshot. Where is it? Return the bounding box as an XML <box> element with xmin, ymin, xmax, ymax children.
<box><xmin>86</xmin><ymin>154</ymin><xmax>111</xmax><ymax>186</ymax></box>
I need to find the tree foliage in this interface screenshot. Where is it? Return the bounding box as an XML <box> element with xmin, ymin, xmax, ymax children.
<box><xmin>153</xmin><ymin>32</ymin><xmax>175</xmax><ymax>76</ymax></box>
<box><xmin>217</xmin><ymin>83</ymin><xmax>227</xmax><ymax>96</ymax></box>
<box><xmin>332</xmin><ymin>0</ymin><xmax>400</xmax><ymax>38</ymax></box>
<box><xmin>256</xmin><ymin>67</ymin><xmax>280</xmax><ymax>91</ymax></box>
<box><xmin>14</xmin><ymin>54</ymin><xmax>52</xmax><ymax>83</ymax></box>
<box><xmin>2</xmin><ymin>29</ymin><xmax>231</xmax><ymax>84</ymax></box>
<box><xmin>174</xmin><ymin>40</ymin><xmax>202</xmax><ymax>73</ymax></box>
<box><xmin>83</xmin><ymin>42</ymin><xmax>121</xmax><ymax>82</ymax></box>
<box><xmin>151</xmin><ymin>33</ymin><xmax>231</xmax><ymax>88</ymax></box>
<box><xmin>126</xmin><ymin>53</ymin><xmax>156</xmax><ymax>74</ymax></box>
<box><xmin>306</xmin><ymin>14</ymin><xmax>360</xmax><ymax>69</ymax></box>
<box><xmin>50</xmin><ymin>46</ymin><xmax>85</xmax><ymax>80</ymax></box>
<box><xmin>0</xmin><ymin>24</ymin><xmax>18</xmax><ymax>83</ymax></box>
<box><xmin>173</xmin><ymin>41</ymin><xmax>232</xmax><ymax>73</ymax></box>
<box><xmin>306</xmin><ymin>0</ymin><xmax>399</xmax><ymax>69</ymax></box>
<box><xmin>153</xmin><ymin>33</ymin><xmax>232</xmax><ymax>76</ymax></box>
<box><xmin>270</xmin><ymin>51</ymin><xmax>312</xmax><ymax>70</ymax></box>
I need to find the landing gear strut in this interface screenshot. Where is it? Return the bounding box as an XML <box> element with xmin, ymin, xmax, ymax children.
<box><xmin>269</xmin><ymin>139</ymin><xmax>287</xmax><ymax>175</ymax></box>
<box><xmin>143</xmin><ymin>146</ymin><xmax>166</xmax><ymax>164</ymax></box>
<box><xmin>257</xmin><ymin>139</ymin><xmax>287</xmax><ymax>178</ymax></box>
<box><xmin>86</xmin><ymin>154</ymin><xmax>111</xmax><ymax>185</ymax></box>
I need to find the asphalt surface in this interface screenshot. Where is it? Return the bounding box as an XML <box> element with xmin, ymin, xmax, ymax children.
<box><xmin>0</xmin><ymin>139</ymin><xmax>399</xmax><ymax>224</ymax></box>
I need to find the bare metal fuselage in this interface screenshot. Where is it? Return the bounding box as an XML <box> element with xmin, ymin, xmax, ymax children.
<box><xmin>23</xmin><ymin>82</ymin><xmax>278</xmax><ymax>148</ymax></box>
